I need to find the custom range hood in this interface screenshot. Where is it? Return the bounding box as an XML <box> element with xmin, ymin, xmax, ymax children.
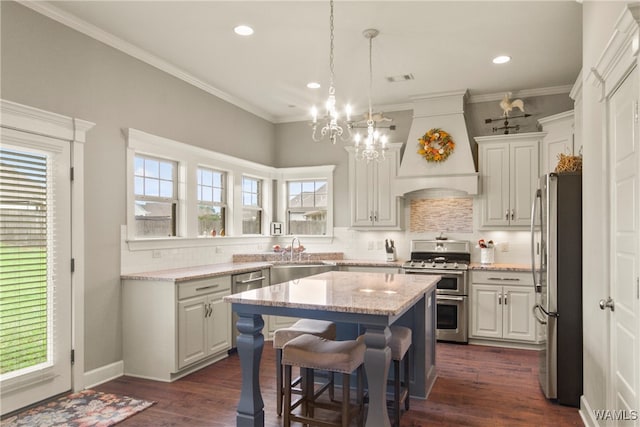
<box><xmin>395</xmin><ymin>91</ymin><xmax>479</xmax><ymax>196</ymax></box>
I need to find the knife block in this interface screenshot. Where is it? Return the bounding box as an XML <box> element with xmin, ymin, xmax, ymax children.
<box><xmin>386</xmin><ymin>249</ymin><xmax>397</xmax><ymax>262</ymax></box>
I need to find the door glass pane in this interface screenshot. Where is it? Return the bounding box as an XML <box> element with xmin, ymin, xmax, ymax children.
<box><xmin>0</xmin><ymin>149</ymin><xmax>49</xmax><ymax>377</ymax></box>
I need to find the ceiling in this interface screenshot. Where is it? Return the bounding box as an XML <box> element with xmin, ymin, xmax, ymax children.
<box><xmin>36</xmin><ymin>1</ymin><xmax>582</xmax><ymax>123</ymax></box>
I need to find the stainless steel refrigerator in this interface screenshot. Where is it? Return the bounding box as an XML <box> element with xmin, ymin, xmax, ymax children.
<box><xmin>530</xmin><ymin>173</ymin><xmax>582</xmax><ymax>407</ymax></box>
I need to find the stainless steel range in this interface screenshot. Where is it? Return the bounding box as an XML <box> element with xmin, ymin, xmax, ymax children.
<box><xmin>402</xmin><ymin>239</ymin><xmax>470</xmax><ymax>343</ymax></box>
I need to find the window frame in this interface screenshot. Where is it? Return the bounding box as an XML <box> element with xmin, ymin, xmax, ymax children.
<box><xmin>133</xmin><ymin>154</ymin><xmax>179</xmax><ymax>238</ymax></box>
<box><xmin>286</xmin><ymin>179</ymin><xmax>329</xmax><ymax>236</ymax></box>
<box><xmin>125</xmin><ymin>128</ymin><xmax>274</xmax><ymax>248</ymax></box>
<box><xmin>277</xmin><ymin>165</ymin><xmax>335</xmax><ymax>238</ymax></box>
<box><xmin>241</xmin><ymin>175</ymin><xmax>263</xmax><ymax>235</ymax></box>
<box><xmin>196</xmin><ymin>166</ymin><xmax>227</xmax><ymax>237</ymax></box>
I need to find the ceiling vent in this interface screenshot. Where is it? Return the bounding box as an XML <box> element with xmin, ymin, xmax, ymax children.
<box><xmin>386</xmin><ymin>73</ymin><xmax>414</xmax><ymax>83</ymax></box>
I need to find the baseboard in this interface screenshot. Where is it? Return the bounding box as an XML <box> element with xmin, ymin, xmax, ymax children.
<box><xmin>580</xmin><ymin>394</ymin><xmax>599</xmax><ymax>427</ymax></box>
<box><xmin>83</xmin><ymin>360</ymin><xmax>124</xmax><ymax>389</ymax></box>
<box><xmin>468</xmin><ymin>338</ymin><xmax>543</xmax><ymax>351</ymax></box>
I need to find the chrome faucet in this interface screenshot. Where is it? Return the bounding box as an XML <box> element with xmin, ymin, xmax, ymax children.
<box><xmin>291</xmin><ymin>237</ymin><xmax>301</xmax><ymax>262</ymax></box>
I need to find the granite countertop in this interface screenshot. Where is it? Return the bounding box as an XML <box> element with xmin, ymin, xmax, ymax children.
<box><xmin>120</xmin><ymin>262</ymin><xmax>272</xmax><ymax>282</ymax></box>
<box><xmin>469</xmin><ymin>263</ymin><xmax>532</xmax><ymax>272</ymax></box>
<box><xmin>223</xmin><ymin>270</ymin><xmax>439</xmax><ymax>316</ymax></box>
<box><xmin>333</xmin><ymin>259</ymin><xmax>403</xmax><ymax>268</ymax></box>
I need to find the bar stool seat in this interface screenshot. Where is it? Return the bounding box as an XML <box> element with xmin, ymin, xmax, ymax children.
<box><xmin>388</xmin><ymin>325</ymin><xmax>412</xmax><ymax>427</ymax></box>
<box><xmin>274</xmin><ymin>319</ymin><xmax>336</xmax><ymax>416</ymax></box>
<box><xmin>282</xmin><ymin>334</ymin><xmax>365</xmax><ymax>427</ymax></box>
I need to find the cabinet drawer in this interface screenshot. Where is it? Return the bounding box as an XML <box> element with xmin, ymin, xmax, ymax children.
<box><xmin>471</xmin><ymin>270</ymin><xmax>533</xmax><ymax>286</ymax></box>
<box><xmin>178</xmin><ymin>276</ymin><xmax>231</xmax><ymax>300</ymax></box>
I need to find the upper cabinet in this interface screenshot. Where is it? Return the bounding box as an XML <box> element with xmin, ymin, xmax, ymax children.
<box><xmin>346</xmin><ymin>143</ymin><xmax>403</xmax><ymax>230</ymax></box>
<box><xmin>538</xmin><ymin>110</ymin><xmax>575</xmax><ymax>177</ymax></box>
<box><xmin>476</xmin><ymin>133</ymin><xmax>543</xmax><ymax>228</ymax></box>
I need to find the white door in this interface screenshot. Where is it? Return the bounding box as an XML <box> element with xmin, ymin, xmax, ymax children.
<box><xmin>607</xmin><ymin>66</ymin><xmax>640</xmax><ymax>425</ymax></box>
<box><xmin>0</xmin><ymin>130</ymin><xmax>72</xmax><ymax>415</ymax></box>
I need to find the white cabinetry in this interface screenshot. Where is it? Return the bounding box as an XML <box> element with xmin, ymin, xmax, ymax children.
<box><xmin>122</xmin><ymin>275</ymin><xmax>231</xmax><ymax>382</ymax></box>
<box><xmin>177</xmin><ymin>278</ymin><xmax>231</xmax><ymax>369</ymax></box>
<box><xmin>346</xmin><ymin>143</ymin><xmax>402</xmax><ymax>229</ymax></box>
<box><xmin>538</xmin><ymin>110</ymin><xmax>575</xmax><ymax>177</ymax></box>
<box><xmin>470</xmin><ymin>271</ymin><xmax>537</xmax><ymax>343</ymax></box>
<box><xmin>476</xmin><ymin>133</ymin><xmax>542</xmax><ymax>228</ymax></box>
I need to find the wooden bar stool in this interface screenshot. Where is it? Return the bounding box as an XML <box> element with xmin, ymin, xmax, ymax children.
<box><xmin>282</xmin><ymin>334</ymin><xmax>365</xmax><ymax>427</ymax></box>
<box><xmin>388</xmin><ymin>325</ymin><xmax>412</xmax><ymax>427</ymax></box>
<box><xmin>273</xmin><ymin>319</ymin><xmax>337</xmax><ymax>416</ymax></box>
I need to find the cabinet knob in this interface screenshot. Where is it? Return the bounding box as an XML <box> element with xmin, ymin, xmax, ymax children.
<box><xmin>511</xmin><ymin>209</ymin><xmax>515</xmax><ymax>220</ymax></box>
<box><xmin>505</xmin><ymin>210</ymin><xmax>509</xmax><ymax>220</ymax></box>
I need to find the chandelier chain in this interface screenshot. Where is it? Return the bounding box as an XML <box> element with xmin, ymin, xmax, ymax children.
<box><xmin>367</xmin><ymin>32</ymin><xmax>373</xmax><ymax>124</ymax></box>
<box><xmin>329</xmin><ymin>0</ymin><xmax>335</xmax><ymax>90</ymax></box>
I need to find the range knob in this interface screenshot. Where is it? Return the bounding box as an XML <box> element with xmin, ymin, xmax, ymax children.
<box><xmin>453</xmin><ymin>262</ymin><xmax>459</xmax><ymax>269</ymax></box>
<box><xmin>431</xmin><ymin>262</ymin><xmax>436</xmax><ymax>267</ymax></box>
<box><xmin>421</xmin><ymin>261</ymin><xmax>426</xmax><ymax>267</ymax></box>
<box><xmin>410</xmin><ymin>261</ymin><xmax>415</xmax><ymax>267</ymax></box>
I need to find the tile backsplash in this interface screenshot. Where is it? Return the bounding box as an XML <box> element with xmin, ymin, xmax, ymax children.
<box><xmin>409</xmin><ymin>197</ymin><xmax>473</xmax><ymax>233</ymax></box>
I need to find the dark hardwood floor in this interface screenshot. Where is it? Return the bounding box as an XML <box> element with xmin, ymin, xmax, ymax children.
<box><xmin>95</xmin><ymin>343</ymin><xmax>583</xmax><ymax>426</ymax></box>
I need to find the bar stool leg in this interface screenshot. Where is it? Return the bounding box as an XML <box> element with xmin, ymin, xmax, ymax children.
<box><xmin>357</xmin><ymin>366</ymin><xmax>365</xmax><ymax>427</ymax></box>
<box><xmin>276</xmin><ymin>348</ymin><xmax>283</xmax><ymax>416</ymax></box>
<box><xmin>404</xmin><ymin>351</ymin><xmax>410</xmax><ymax>411</ymax></box>
<box><xmin>284</xmin><ymin>364</ymin><xmax>292</xmax><ymax>427</ymax></box>
<box><xmin>393</xmin><ymin>359</ymin><xmax>401</xmax><ymax>427</ymax></box>
<box><xmin>341</xmin><ymin>373</ymin><xmax>351</xmax><ymax>427</ymax></box>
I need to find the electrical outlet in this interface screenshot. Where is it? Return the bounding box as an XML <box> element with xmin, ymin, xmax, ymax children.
<box><xmin>152</xmin><ymin>250</ymin><xmax>161</xmax><ymax>259</ymax></box>
<box><xmin>367</xmin><ymin>241</ymin><xmax>374</xmax><ymax>250</ymax></box>
<box><xmin>501</xmin><ymin>242</ymin><xmax>510</xmax><ymax>252</ymax></box>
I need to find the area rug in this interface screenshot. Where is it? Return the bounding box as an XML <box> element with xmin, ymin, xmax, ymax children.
<box><xmin>1</xmin><ymin>389</ymin><xmax>155</xmax><ymax>427</ymax></box>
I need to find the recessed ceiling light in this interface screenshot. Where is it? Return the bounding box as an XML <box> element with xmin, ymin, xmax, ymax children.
<box><xmin>234</xmin><ymin>25</ymin><xmax>254</xmax><ymax>36</ymax></box>
<box><xmin>492</xmin><ymin>55</ymin><xmax>511</xmax><ymax>64</ymax></box>
<box><xmin>307</xmin><ymin>82</ymin><xmax>321</xmax><ymax>89</ymax></box>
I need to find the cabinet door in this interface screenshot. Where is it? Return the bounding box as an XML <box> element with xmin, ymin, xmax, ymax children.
<box><xmin>471</xmin><ymin>284</ymin><xmax>502</xmax><ymax>339</ymax></box>
<box><xmin>510</xmin><ymin>141</ymin><xmax>539</xmax><ymax>226</ymax></box>
<box><xmin>502</xmin><ymin>286</ymin><xmax>536</xmax><ymax>342</ymax></box>
<box><xmin>206</xmin><ymin>292</ymin><xmax>231</xmax><ymax>356</ymax></box>
<box><xmin>480</xmin><ymin>144</ymin><xmax>510</xmax><ymax>226</ymax></box>
<box><xmin>177</xmin><ymin>296</ymin><xmax>207</xmax><ymax>369</ymax></box>
<box><xmin>373</xmin><ymin>150</ymin><xmax>398</xmax><ymax>227</ymax></box>
<box><xmin>351</xmin><ymin>159</ymin><xmax>375</xmax><ymax>226</ymax></box>
<box><xmin>543</xmin><ymin>137</ymin><xmax>573</xmax><ymax>177</ymax></box>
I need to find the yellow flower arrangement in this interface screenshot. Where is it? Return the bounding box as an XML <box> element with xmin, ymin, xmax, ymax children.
<box><xmin>417</xmin><ymin>128</ymin><xmax>455</xmax><ymax>163</ymax></box>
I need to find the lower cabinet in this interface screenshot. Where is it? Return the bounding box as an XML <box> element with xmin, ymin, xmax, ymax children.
<box><xmin>177</xmin><ymin>280</ymin><xmax>231</xmax><ymax>369</ymax></box>
<box><xmin>470</xmin><ymin>271</ymin><xmax>537</xmax><ymax>343</ymax></box>
<box><xmin>122</xmin><ymin>275</ymin><xmax>231</xmax><ymax>382</ymax></box>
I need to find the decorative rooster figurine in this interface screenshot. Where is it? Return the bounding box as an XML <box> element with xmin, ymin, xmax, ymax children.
<box><xmin>499</xmin><ymin>92</ymin><xmax>525</xmax><ymax>117</ymax></box>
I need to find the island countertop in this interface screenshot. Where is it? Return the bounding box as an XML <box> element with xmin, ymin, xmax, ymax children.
<box><xmin>224</xmin><ymin>270</ymin><xmax>439</xmax><ymax>317</ymax></box>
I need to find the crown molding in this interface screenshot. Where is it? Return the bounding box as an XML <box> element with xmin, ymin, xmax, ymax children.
<box><xmin>467</xmin><ymin>85</ymin><xmax>573</xmax><ymax>104</ymax></box>
<box><xmin>19</xmin><ymin>1</ymin><xmax>275</xmax><ymax>123</ymax></box>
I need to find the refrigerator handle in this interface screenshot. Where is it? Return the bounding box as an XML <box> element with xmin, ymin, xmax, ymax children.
<box><xmin>530</xmin><ymin>188</ymin><xmax>542</xmax><ymax>293</ymax></box>
<box><xmin>532</xmin><ymin>304</ymin><xmax>547</xmax><ymax>324</ymax></box>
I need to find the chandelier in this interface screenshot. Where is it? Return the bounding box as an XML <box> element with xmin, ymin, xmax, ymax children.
<box><xmin>310</xmin><ymin>0</ymin><xmax>353</xmax><ymax>144</ymax></box>
<box><xmin>352</xmin><ymin>29</ymin><xmax>393</xmax><ymax>162</ymax></box>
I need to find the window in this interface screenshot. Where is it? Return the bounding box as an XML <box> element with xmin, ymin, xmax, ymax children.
<box><xmin>197</xmin><ymin>167</ymin><xmax>226</xmax><ymax>236</ymax></box>
<box><xmin>287</xmin><ymin>180</ymin><xmax>327</xmax><ymax>235</ymax></box>
<box><xmin>242</xmin><ymin>176</ymin><xmax>262</xmax><ymax>234</ymax></box>
<box><xmin>134</xmin><ymin>155</ymin><xmax>177</xmax><ymax>237</ymax></box>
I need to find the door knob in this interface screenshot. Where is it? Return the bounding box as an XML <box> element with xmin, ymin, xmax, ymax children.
<box><xmin>599</xmin><ymin>297</ymin><xmax>615</xmax><ymax>311</ymax></box>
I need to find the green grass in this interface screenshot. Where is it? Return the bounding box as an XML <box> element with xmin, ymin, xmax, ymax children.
<box><xmin>0</xmin><ymin>245</ymin><xmax>48</xmax><ymax>375</ymax></box>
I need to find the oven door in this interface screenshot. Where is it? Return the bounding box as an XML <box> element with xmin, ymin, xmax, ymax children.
<box><xmin>404</xmin><ymin>269</ymin><xmax>467</xmax><ymax>296</ymax></box>
<box><xmin>436</xmin><ymin>295</ymin><xmax>468</xmax><ymax>343</ymax></box>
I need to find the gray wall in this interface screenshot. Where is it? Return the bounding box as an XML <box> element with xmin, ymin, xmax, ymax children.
<box><xmin>1</xmin><ymin>1</ymin><xmax>276</xmax><ymax>371</ymax></box>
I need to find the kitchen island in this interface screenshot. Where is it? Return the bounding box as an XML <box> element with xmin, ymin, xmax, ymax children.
<box><xmin>224</xmin><ymin>271</ymin><xmax>439</xmax><ymax>427</ymax></box>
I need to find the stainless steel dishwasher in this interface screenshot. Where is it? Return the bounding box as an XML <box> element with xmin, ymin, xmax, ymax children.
<box><xmin>231</xmin><ymin>269</ymin><xmax>269</xmax><ymax>349</ymax></box>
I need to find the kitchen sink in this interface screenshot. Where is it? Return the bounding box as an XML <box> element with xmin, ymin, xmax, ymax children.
<box><xmin>270</xmin><ymin>263</ymin><xmax>337</xmax><ymax>285</ymax></box>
